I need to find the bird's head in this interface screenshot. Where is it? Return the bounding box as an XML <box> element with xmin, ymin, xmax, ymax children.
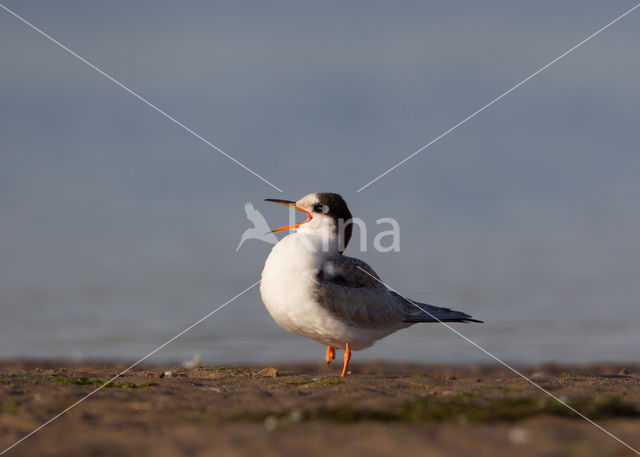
<box><xmin>265</xmin><ymin>192</ymin><xmax>353</xmax><ymax>252</ymax></box>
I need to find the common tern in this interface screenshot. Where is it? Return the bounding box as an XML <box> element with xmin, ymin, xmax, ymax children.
<box><xmin>260</xmin><ymin>193</ymin><xmax>482</xmax><ymax>376</ymax></box>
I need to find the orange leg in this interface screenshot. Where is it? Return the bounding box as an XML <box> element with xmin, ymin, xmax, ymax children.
<box><xmin>325</xmin><ymin>346</ymin><xmax>335</xmax><ymax>364</ymax></box>
<box><xmin>340</xmin><ymin>343</ymin><xmax>351</xmax><ymax>377</ymax></box>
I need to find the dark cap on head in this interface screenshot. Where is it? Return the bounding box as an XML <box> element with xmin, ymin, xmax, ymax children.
<box><xmin>313</xmin><ymin>193</ymin><xmax>353</xmax><ymax>252</ymax></box>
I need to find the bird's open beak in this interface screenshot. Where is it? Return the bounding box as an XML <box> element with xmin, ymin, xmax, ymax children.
<box><xmin>264</xmin><ymin>199</ymin><xmax>313</xmax><ymax>233</ymax></box>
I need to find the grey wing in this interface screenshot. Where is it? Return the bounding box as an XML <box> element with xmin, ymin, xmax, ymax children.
<box><xmin>314</xmin><ymin>255</ymin><xmax>414</xmax><ymax>329</ymax></box>
<box><xmin>315</xmin><ymin>255</ymin><xmax>483</xmax><ymax>327</ymax></box>
<box><xmin>320</xmin><ymin>255</ymin><xmax>381</xmax><ymax>287</ymax></box>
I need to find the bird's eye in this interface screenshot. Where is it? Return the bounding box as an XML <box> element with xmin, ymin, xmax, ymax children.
<box><xmin>314</xmin><ymin>204</ymin><xmax>327</xmax><ymax>213</ymax></box>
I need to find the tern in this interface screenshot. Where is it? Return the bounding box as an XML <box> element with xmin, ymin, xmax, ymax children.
<box><xmin>260</xmin><ymin>193</ymin><xmax>482</xmax><ymax>376</ymax></box>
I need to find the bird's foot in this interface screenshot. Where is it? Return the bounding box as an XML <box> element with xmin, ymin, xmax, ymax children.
<box><xmin>340</xmin><ymin>343</ymin><xmax>351</xmax><ymax>377</ymax></box>
<box><xmin>325</xmin><ymin>346</ymin><xmax>335</xmax><ymax>364</ymax></box>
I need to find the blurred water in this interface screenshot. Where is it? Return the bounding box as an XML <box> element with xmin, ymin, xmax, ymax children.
<box><xmin>1</xmin><ymin>1</ymin><xmax>639</xmax><ymax>365</ymax></box>
<box><xmin>2</xmin><ymin>291</ymin><xmax>638</xmax><ymax>365</ymax></box>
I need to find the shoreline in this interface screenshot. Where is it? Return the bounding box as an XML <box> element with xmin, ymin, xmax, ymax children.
<box><xmin>1</xmin><ymin>360</ymin><xmax>639</xmax><ymax>456</ymax></box>
<box><xmin>1</xmin><ymin>357</ymin><xmax>637</xmax><ymax>371</ymax></box>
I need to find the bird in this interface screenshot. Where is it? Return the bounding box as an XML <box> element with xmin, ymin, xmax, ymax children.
<box><xmin>260</xmin><ymin>192</ymin><xmax>482</xmax><ymax>377</ymax></box>
<box><xmin>236</xmin><ymin>202</ymin><xmax>278</xmax><ymax>251</ymax></box>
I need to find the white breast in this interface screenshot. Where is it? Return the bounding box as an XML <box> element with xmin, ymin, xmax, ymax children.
<box><xmin>260</xmin><ymin>232</ymin><xmax>396</xmax><ymax>350</ymax></box>
<box><xmin>260</xmin><ymin>233</ymin><xmax>330</xmax><ymax>339</ymax></box>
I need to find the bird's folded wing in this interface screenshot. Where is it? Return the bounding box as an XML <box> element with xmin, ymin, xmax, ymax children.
<box><xmin>315</xmin><ymin>255</ymin><xmax>482</xmax><ymax>327</ymax></box>
<box><xmin>323</xmin><ymin>255</ymin><xmax>381</xmax><ymax>287</ymax></box>
<box><xmin>313</xmin><ymin>255</ymin><xmax>412</xmax><ymax>328</ymax></box>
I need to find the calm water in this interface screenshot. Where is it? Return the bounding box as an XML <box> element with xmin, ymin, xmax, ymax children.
<box><xmin>1</xmin><ymin>1</ymin><xmax>639</xmax><ymax>365</ymax></box>
<box><xmin>2</xmin><ymin>285</ymin><xmax>637</xmax><ymax>365</ymax></box>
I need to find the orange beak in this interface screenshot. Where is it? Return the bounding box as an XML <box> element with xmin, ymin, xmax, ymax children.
<box><xmin>264</xmin><ymin>199</ymin><xmax>313</xmax><ymax>234</ymax></box>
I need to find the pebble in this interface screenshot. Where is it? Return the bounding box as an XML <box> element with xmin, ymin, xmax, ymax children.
<box><xmin>264</xmin><ymin>415</ymin><xmax>278</xmax><ymax>431</ymax></box>
<box><xmin>508</xmin><ymin>427</ymin><xmax>531</xmax><ymax>445</ymax></box>
<box><xmin>258</xmin><ymin>367</ymin><xmax>279</xmax><ymax>378</ymax></box>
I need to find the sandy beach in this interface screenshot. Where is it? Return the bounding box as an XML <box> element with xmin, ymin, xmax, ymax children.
<box><xmin>1</xmin><ymin>360</ymin><xmax>639</xmax><ymax>456</ymax></box>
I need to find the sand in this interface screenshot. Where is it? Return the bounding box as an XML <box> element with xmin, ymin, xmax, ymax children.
<box><xmin>1</xmin><ymin>360</ymin><xmax>639</xmax><ymax>457</ymax></box>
